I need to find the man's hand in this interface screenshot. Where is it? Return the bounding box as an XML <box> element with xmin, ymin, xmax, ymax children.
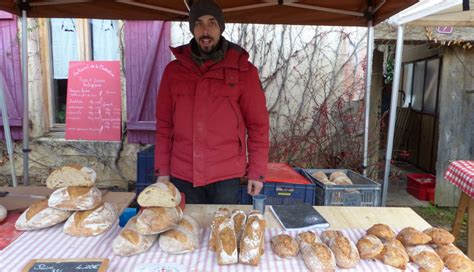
<box><xmin>156</xmin><ymin>176</ymin><xmax>170</xmax><ymax>183</ymax></box>
<box><xmin>247</xmin><ymin>179</ymin><xmax>263</xmax><ymax>196</ymax></box>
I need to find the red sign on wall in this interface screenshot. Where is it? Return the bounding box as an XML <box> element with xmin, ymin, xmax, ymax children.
<box><xmin>65</xmin><ymin>61</ymin><xmax>122</xmax><ymax>141</ymax></box>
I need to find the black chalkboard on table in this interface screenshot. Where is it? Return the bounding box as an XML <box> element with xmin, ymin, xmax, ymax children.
<box><xmin>22</xmin><ymin>258</ymin><xmax>109</xmax><ymax>272</ymax></box>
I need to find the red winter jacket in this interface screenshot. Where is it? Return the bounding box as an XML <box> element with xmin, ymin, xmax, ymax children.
<box><xmin>154</xmin><ymin>41</ymin><xmax>269</xmax><ymax>187</ymax></box>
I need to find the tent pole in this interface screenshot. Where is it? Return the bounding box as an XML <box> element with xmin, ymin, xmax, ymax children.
<box><xmin>0</xmin><ymin>76</ymin><xmax>17</xmax><ymax>187</ymax></box>
<box><xmin>21</xmin><ymin>1</ymin><xmax>29</xmax><ymax>185</ymax></box>
<box><xmin>382</xmin><ymin>24</ymin><xmax>404</xmax><ymax>206</ymax></box>
<box><xmin>363</xmin><ymin>19</ymin><xmax>374</xmax><ymax>176</ymax></box>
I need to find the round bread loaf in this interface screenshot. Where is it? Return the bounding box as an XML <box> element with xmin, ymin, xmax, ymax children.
<box><xmin>271</xmin><ymin>234</ymin><xmax>299</xmax><ymax>259</ymax></box>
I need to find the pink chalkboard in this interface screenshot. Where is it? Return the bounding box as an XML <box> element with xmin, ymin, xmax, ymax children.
<box><xmin>65</xmin><ymin>61</ymin><xmax>121</xmax><ymax>141</ymax></box>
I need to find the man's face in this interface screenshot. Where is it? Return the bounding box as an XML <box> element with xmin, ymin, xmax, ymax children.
<box><xmin>193</xmin><ymin>15</ymin><xmax>221</xmax><ymax>53</ymax></box>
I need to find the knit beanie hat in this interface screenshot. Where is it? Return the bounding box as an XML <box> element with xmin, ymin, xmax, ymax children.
<box><xmin>188</xmin><ymin>0</ymin><xmax>225</xmax><ymax>34</ymax></box>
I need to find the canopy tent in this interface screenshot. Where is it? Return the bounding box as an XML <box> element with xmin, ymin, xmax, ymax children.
<box><xmin>382</xmin><ymin>0</ymin><xmax>473</xmax><ymax>205</ymax></box>
<box><xmin>0</xmin><ymin>0</ymin><xmax>418</xmax><ymax>206</ymax></box>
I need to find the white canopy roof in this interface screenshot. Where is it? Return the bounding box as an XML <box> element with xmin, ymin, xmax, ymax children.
<box><xmin>390</xmin><ymin>0</ymin><xmax>474</xmax><ymax>26</ymax></box>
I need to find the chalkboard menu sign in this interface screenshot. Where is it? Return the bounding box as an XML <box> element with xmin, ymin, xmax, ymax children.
<box><xmin>65</xmin><ymin>61</ymin><xmax>121</xmax><ymax>141</ymax></box>
<box><xmin>22</xmin><ymin>258</ymin><xmax>109</xmax><ymax>272</ymax></box>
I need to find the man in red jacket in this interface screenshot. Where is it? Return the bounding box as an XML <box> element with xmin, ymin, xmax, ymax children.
<box><xmin>154</xmin><ymin>0</ymin><xmax>269</xmax><ymax>204</ymax></box>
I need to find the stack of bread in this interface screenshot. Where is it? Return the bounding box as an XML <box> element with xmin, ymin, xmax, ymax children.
<box><xmin>15</xmin><ymin>165</ymin><xmax>117</xmax><ymax>237</ymax></box>
<box><xmin>112</xmin><ymin>180</ymin><xmax>202</xmax><ymax>257</ymax></box>
<box><xmin>356</xmin><ymin>223</ymin><xmax>473</xmax><ymax>271</ymax></box>
<box><xmin>209</xmin><ymin>208</ymin><xmax>266</xmax><ymax>266</ymax></box>
<box><xmin>311</xmin><ymin>171</ymin><xmax>353</xmax><ymax>186</ymax></box>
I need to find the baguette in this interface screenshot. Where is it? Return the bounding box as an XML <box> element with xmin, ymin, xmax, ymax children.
<box><xmin>15</xmin><ymin>199</ymin><xmax>72</xmax><ymax>230</ymax></box>
<box><xmin>63</xmin><ymin>202</ymin><xmax>117</xmax><ymax>236</ymax></box>
<box><xmin>137</xmin><ymin>181</ymin><xmax>181</xmax><ymax>207</ymax></box>
<box><xmin>112</xmin><ymin>215</ymin><xmax>158</xmax><ymax>256</ymax></box>
<box><xmin>136</xmin><ymin>206</ymin><xmax>183</xmax><ymax>235</ymax></box>
<box><xmin>46</xmin><ymin>165</ymin><xmax>96</xmax><ymax>189</ymax></box>
<box><xmin>48</xmin><ymin>186</ymin><xmax>102</xmax><ymax>211</ymax></box>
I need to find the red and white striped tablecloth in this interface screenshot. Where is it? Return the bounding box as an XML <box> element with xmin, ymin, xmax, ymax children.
<box><xmin>444</xmin><ymin>160</ymin><xmax>474</xmax><ymax>198</ymax></box>
<box><xmin>0</xmin><ymin>225</ymin><xmax>440</xmax><ymax>272</ymax></box>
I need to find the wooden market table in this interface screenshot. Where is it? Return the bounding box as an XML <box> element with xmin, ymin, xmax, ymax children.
<box><xmin>444</xmin><ymin>160</ymin><xmax>474</xmax><ymax>259</ymax></box>
<box><xmin>0</xmin><ymin>202</ymin><xmax>432</xmax><ymax>272</ymax></box>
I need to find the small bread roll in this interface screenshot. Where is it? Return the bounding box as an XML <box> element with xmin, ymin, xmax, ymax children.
<box><xmin>378</xmin><ymin>238</ymin><xmax>409</xmax><ymax>270</ymax></box>
<box><xmin>320</xmin><ymin>230</ymin><xmax>344</xmax><ymax>245</ymax></box>
<box><xmin>136</xmin><ymin>206</ymin><xmax>183</xmax><ymax>235</ymax></box>
<box><xmin>0</xmin><ymin>205</ymin><xmax>7</xmax><ymax>222</ymax></box>
<box><xmin>406</xmin><ymin>245</ymin><xmax>444</xmax><ymax>272</ymax></box>
<box><xmin>137</xmin><ymin>181</ymin><xmax>181</xmax><ymax>207</ymax></box>
<box><xmin>329</xmin><ymin>235</ymin><xmax>360</xmax><ymax>268</ymax></box>
<box><xmin>112</xmin><ymin>216</ymin><xmax>158</xmax><ymax>256</ymax></box>
<box><xmin>46</xmin><ymin>165</ymin><xmax>96</xmax><ymax>189</ymax></box>
<box><xmin>271</xmin><ymin>234</ymin><xmax>299</xmax><ymax>259</ymax></box>
<box><xmin>397</xmin><ymin>227</ymin><xmax>432</xmax><ymax>246</ymax></box>
<box><xmin>209</xmin><ymin>208</ymin><xmax>230</xmax><ymax>251</ymax></box>
<box><xmin>64</xmin><ymin>202</ymin><xmax>117</xmax><ymax>236</ymax></box>
<box><xmin>423</xmin><ymin>227</ymin><xmax>455</xmax><ymax>245</ymax></box>
<box><xmin>366</xmin><ymin>223</ymin><xmax>395</xmax><ymax>240</ymax></box>
<box><xmin>356</xmin><ymin>235</ymin><xmax>384</xmax><ymax>259</ymax></box>
<box><xmin>329</xmin><ymin>171</ymin><xmax>346</xmax><ymax>182</ymax></box>
<box><xmin>48</xmin><ymin>186</ymin><xmax>102</xmax><ymax>211</ymax></box>
<box><xmin>16</xmin><ymin>199</ymin><xmax>72</xmax><ymax>230</ymax></box>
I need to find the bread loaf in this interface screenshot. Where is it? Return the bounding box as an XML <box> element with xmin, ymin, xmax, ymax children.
<box><xmin>136</xmin><ymin>206</ymin><xmax>183</xmax><ymax>235</ymax></box>
<box><xmin>239</xmin><ymin>213</ymin><xmax>266</xmax><ymax>266</ymax></box>
<box><xmin>231</xmin><ymin>209</ymin><xmax>246</xmax><ymax>247</ymax></box>
<box><xmin>320</xmin><ymin>230</ymin><xmax>343</xmax><ymax>245</ymax></box>
<box><xmin>271</xmin><ymin>234</ymin><xmax>299</xmax><ymax>259</ymax></box>
<box><xmin>329</xmin><ymin>235</ymin><xmax>360</xmax><ymax>268</ymax></box>
<box><xmin>159</xmin><ymin>215</ymin><xmax>202</xmax><ymax>254</ymax></box>
<box><xmin>423</xmin><ymin>227</ymin><xmax>455</xmax><ymax>245</ymax></box>
<box><xmin>209</xmin><ymin>208</ymin><xmax>230</xmax><ymax>251</ymax></box>
<box><xmin>216</xmin><ymin>218</ymin><xmax>238</xmax><ymax>265</ymax></box>
<box><xmin>0</xmin><ymin>204</ymin><xmax>7</xmax><ymax>222</ymax></box>
<box><xmin>46</xmin><ymin>165</ymin><xmax>96</xmax><ymax>189</ymax></box>
<box><xmin>356</xmin><ymin>235</ymin><xmax>384</xmax><ymax>259</ymax></box>
<box><xmin>406</xmin><ymin>245</ymin><xmax>444</xmax><ymax>272</ymax></box>
<box><xmin>48</xmin><ymin>186</ymin><xmax>102</xmax><ymax>211</ymax></box>
<box><xmin>63</xmin><ymin>202</ymin><xmax>117</xmax><ymax>236</ymax></box>
<box><xmin>379</xmin><ymin>238</ymin><xmax>409</xmax><ymax>270</ymax></box>
<box><xmin>312</xmin><ymin>172</ymin><xmax>334</xmax><ymax>185</ymax></box>
<box><xmin>397</xmin><ymin>227</ymin><xmax>432</xmax><ymax>246</ymax></box>
<box><xmin>332</xmin><ymin>176</ymin><xmax>353</xmax><ymax>185</ymax></box>
<box><xmin>16</xmin><ymin>199</ymin><xmax>72</xmax><ymax>230</ymax></box>
<box><xmin>366</xmin><ymin>223</ymin><xmax>395</xmax><ymax>240</ymax></box>
<box><xmin>112</xmin><ymin>216</ymin><xmax>158</xmax><ymax>256</ymax></box>
<box><xmin>297</xmin><ymin>231</ymin><xmax>336</xmax><ymax>272</ymax></box>
<box><xmin>137</xmin><ymin>181</ymin><xmax>181</xmax><ymax>208</ymax></box>
<box><xmin>329</xmin><ymin>171</ymin><xmax>346</xmax><ymax>182</ymax></box>
<box><xmin>435</xmin><ymin>244</ymin><xmax>473</xmax><ymax>272</ymax></box>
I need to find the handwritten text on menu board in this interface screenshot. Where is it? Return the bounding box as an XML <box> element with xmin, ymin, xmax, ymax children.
<box><xmin>65</xmin><ymin>61</ymin><xmax>121</xmax><ymax>141</ymax></box>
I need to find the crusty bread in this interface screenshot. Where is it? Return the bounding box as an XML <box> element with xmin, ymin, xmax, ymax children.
<box><xmin>320</xmin><ymin>230</ymin><xmax>344</xmax><ymax>245</ymax></box>
<box><xmin>356</xmin><ymin>235</ymin><xmax>384</xmax><ymax>259</ymax></box>
<box><xmin>239</xmin><ymin>213</ymin><xmax>266</xmax><ymax>266</ymax></box>
<box><xmin>271</xmin><ymin>234</ymin><xmax>299</xmax><ymax>259</ymax></box>
<box><xmin>15</xmin><ymin>199</ymin><xmax>72</xmax><ymax>230</ymax></box>
<box><xmin>159</xmin><ymin>215</ymin><xmax>202</xmax><ymax>254</ymax></box>
<box><xmin>423</xmin><ymin>227</ymin><xmax>455</xmax><ymax>245</ymax></box>
<box><xmin>297</xmin><ymin>231</ymin><xmax>336</xmax><ymax>272</ymax></box>
<box><xmin>435</xmin><ymin>244</ymin><xmax>464</xmax><ymax>260</ymax></box>
<box><xmin>231</xmin><ymin>209</ymin><xmax>246</xmax><ymax>248</ymax></box>
<box><xmin>329</xmin><ymin>235</ymin><xmax>360</xmax><ymax>268</ymax></box>
<box><xmin>137</xmin><ymin>181</ymin><xmax>181</xmax><ymax>208</ymax></box>
<box><xmin>312</xmin><ymin>172</ymin><xmax>333</xmax><ymax>185</ymax></box>
<box><xmin>435</xmin><ymin>244</ymin><xmax>473</xmax><ymax>271</ymax></box>
<box><xmin>332</xmin><ymin>176</ymin><xmax>353</xmax><ymax>185</ymax></box>
<box><xmin>46</xmin><ymin>165</ymin><xmax>96</xmax><ymax>189</ymax></box>
<box><xmin>297</xmin><ymin>230</ymin><xmax>322</xmax><ymax>244</ymax></box>
<box><xmin>48</xmin><ymin>186</ymin><xmax>102</xmax><ymax>211</ymax></box>
<box><xmin>216</xmin><ymin>218</ymin><xmax>238</xmax><ymax>265</ymax></box>
<box><xmin>397</xmin><ymin>227</ymin><xmax>432</xmax><ymax>246</ymax></box>
<box><xmin>0</xmin><ymin>204</ymin><xmax>7</xmax><ymax>222</ymax></box>
<box><xmin>136</xmin><ymin>206</ymin><xmax>183</xmax><ymax>235</ymax></box>
<box><xmin>406</xmin><ymin>245</ymin><xmax>444</xmax><ymax>272</ymax></box>
<box><xmin>63</xmin><ymin>202</ymin><xmax>117</xmax><ymax>236</ymax></box>
<box><xmin>379</xmin><ymin>238</ymin><xmax>409</xmax><ymax>270</ymax></box>
<box><xmin>209</xmin><ymin>208</ymin><xmax>230</xmax><ymax>251</ymax></box>
<box><xmin>366</xmin><ymin>223</ymin><xmax>395</xmax><ymax>240</ymax></box>
<box><xmin>329</xmin><ymin>171</ymin><xmax>346</xmax><ymax>182</ymax></box>
<box><xmin>112</xmin><ymin>215</ymin><xmax>158</xmax><ymax>256</ymax></box>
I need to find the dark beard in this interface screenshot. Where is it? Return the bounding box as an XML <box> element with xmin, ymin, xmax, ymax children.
<box><xmin>198</xmin><ymin>36</ymin><xmax>218</xmax><ymax>55</ymax></box>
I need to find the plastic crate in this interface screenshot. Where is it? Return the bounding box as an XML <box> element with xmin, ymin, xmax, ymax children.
<box><xmin>405</xmin><ymin>173</ymin><xmax>436</xmax><ymax>201</ymax></box>
<box><xmin>240</xmin><ymin>168</ymin><xmax>316</xmax><ymax>205</ymax></box>
<box><xmin>300</xmin><ymin>168</ymin><xmax>381</xmax><ymax>206</ymax></box>
<box><xmin>136</xmin><ymin>145</ymin><xmax>156</xmax><ymax>196</ymax></box>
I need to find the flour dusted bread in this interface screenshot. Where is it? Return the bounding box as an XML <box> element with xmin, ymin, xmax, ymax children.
<box><xmin>137</xmin><ymin>181</ymin><xmax>181</xmax><ymax>207</ymax></box>
<box><xmin>231</xmin><ymin>209</ymin><xmax>247</xmax><ymax>247</ymax></box>
<box><xmin>0</xmin><ymin>204</ymin><xmax>7</xmax><ymax>222</ymax></box>
<box><xmin>320</xmin><ymin>230</ymin><xmax>343</xmax><ymax>245</ymax></box>
<box><xmin>328</xmin><ymin>235</ymin><xmax>360</xmax><ymax>268</ymax></box>
<box><xmin>48</xmin><ymin>186</ymin><xmax>102</xmax><ymax>211</ymax></box>
<box><xmin>271</xmin><ymin>234</ymin><xmax>299</xmax><ymax>259</ymax></box>
<box><xmin>356</xmin><ymin>235</ymin><xmax>384</xmax><ymax>259</ymax></box>
<box><xmin>423</xmin><ymin>227</ymin><xmax>455</xmax><ymax>245</ymax></box>
<box><xmin>16</xmin><ymin>199</ymin><xmax>72</xmax><ymax>230</ymax></box>
<box><xmin>159</xmin><ymin>215</ymin><xmax>202</xmax><ymax>254</ymax></box>
<box><xmin>406</xmin><ymin>245</ymin><xmax>444</xmax><ymax>272</ymax></box>
<box><xmin>136</xmin><ymin>206</ymin><xmax>183</xmax><ymax>235</ymax></box>
<box><xmin>435</xmin><ymin>244</ymin><xmax>474</xmax><ymax>272</ymax></box>
<box><xmin>46</xmin><ymin>165</ymin><xmax>96</xmax><ymax>189</ymax></box>
<box><xmin>216</xmin><ymin>218</ymin><xmax>238</xmax><ymax>265</ymax></box>
<box><xmin>379</xmin><ymin>238</ymin><xmax>409</xmax><ymax>270</ymax></box>
<box><xmin>112</xmin><ymin>216</ymin><xmax>158</xmax><ymax>256</ymax></box>
<box><xmin>297</xmin><ymin>231</ymin><xmax>336</xmax><ymax>272</ymax></box>
<box><xmin>239</xmin><ymin>213</ymin><xmax>266</xmax><ymax>266</ymax></box>
<box><xmin>64</xmin><ymin>202</ymin><xmax>117</xmax><ymax>236</ymax></box>
<box><xmin>366</xmin><ymin>223</ymin><xmax>395</xmax><ymax>240</ymax></box>
<box><xmin>397</xmin><ymin>227</ymin><xmax>432</xmax><ymax>246</ymax></box>
<box><xmin>209</xmin><ymin>208</ymin><xmax>230</xmax><ymax>251</ymax></box>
